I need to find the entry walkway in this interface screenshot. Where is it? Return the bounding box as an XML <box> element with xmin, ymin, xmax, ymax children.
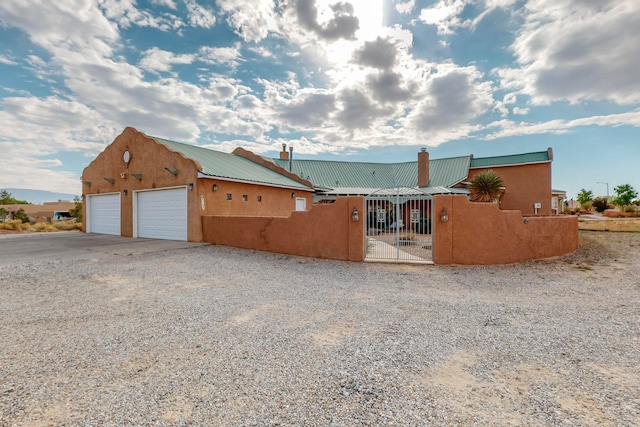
<box><xmin>365</xmin><ymin>238</ymin><xmax>433</xmax><ymax>264</ymax></box>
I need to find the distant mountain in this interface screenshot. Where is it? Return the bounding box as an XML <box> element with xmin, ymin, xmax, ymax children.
<box><xmin>3</xmin><ymin>188</ymin><xmax>78</xmax><ymax>204</ymax></box>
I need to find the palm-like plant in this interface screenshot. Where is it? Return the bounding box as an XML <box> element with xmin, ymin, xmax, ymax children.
<box><xmin>469</xmin><ymin>170</ymin><xmax>504</xmax><ymax>202</ymax></box>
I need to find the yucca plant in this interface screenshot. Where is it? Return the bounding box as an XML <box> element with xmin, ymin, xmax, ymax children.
<box><xmin>469</xmin><ymin>170</ymin><xmax>504</xmax><ymax>202</ymax></box>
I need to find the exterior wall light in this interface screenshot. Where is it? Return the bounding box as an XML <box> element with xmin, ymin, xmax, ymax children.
<box><xmin>122</xmin><ymin>189</ymin><xmax>128</xmax><ymax>196</ymax></box>
<box><xmin>291</xmin><ymin>192</ymin><xmax>296</xmax><ymax>198</ymax></box>
<box><xmin>165</xmin><ymin>167</ymin><xmax>178</xmax><ymax>175</ymax></box>
<box><xmin>212</xmin><ymin>184</ymin><xmax>217</xmax><ymax>191</ymax></box>
<box><xmin>352</xmin><ymin>208</ymin><xmax>359</xmax><ymax>222</ymax></box>
<box><xmin>440</xmin><ymin>207</ymin><xmax>449</xmax><ymax>222</ymax></box>
<box><xmin>104</xmin><ymin>177</ymin><xmax>115</xmax><ymax>184</ymax></box>
<box><xmin>188</xmin><ymin>183</ymin><xmax>194</xmax><ymax>191</ymax></box>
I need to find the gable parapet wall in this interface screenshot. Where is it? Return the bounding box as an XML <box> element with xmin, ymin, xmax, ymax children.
<box><xmin>201</xmin><ymin>197</ymin><xmax>365</xmax><ymax>262</ymax></box>
<box><xmin>433</xmin><ymin>195</ymin><xmax>578</xmax><ymax>265</ymax></box>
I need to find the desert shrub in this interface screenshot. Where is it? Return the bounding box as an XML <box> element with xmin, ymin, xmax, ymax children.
<box><xmin>3</xmin><ymin>219</ymin><xmax>24</xmax><ymax>231</ymax></box>
<box><xmin>33</xmin><ymin>223</ymin><xmax>58</xmax><ymax>232</ymax></box>
<box><xmin>603</xmin><ymin>211</ymin><xmax>640</xmax><ymax>218</ymax></box>
<box><xmin>53</xmin><ymin>220</ymin><xmax>82</xmax><ymax>231</ymax></box>
<box><xmin>580</xmin><ymin>201</ymin><xmax>593</xmax><ymax>212</ymax></box>
<box><xmin>70</xmin><ymin>196</ymin><xmax>82</xmax><ymax>223</ymax></box>
<box><xmin>13</xmin><ymin>208</ymin><xmax>30</xmax><ymax>223</ymax></box>
<box><xmin>469</xmin><ymin>170</ymin><xmax>504</xmax><ymax>202</ymax></box>
<box><xmin>592</xmin><ymin>197</ymin><xmax>609</xmax><ymax>213</ymax></box>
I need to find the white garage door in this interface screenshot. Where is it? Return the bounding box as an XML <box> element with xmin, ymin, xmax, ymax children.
<box><xmin>87</xmin><ymin>193</ymin><xmax>121</xmax><ymax>235</ymax></box>
<box><xmin>136</xmin><ymin>187</ymin><xmax>187</xmax><ymax>241</ymax></box>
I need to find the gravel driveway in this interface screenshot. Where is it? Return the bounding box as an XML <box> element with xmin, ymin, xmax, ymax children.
<box><xmin>1</xmin><ymin>231</ymin><xmax>639</xmax><ymax>426</ymax></box>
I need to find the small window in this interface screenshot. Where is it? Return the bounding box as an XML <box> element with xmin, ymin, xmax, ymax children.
<box><xmin>226</xmin><ymin>193</ymin><xmax>232</xmax><ymax>200</ymax></box>
<box><xmin>242</xmin><ymin>194</ymin><xmax>248</xmax><ymax>201</ymax></box>
<box><xmin>257</xmin><ymin>196</ymin><xmax>262</xmax><ymax>202</ymax></box>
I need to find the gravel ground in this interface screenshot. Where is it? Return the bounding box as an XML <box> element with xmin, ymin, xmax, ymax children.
<box><xmin>1</xmin><ymin>231</ymin><xmax>639</xmax><ymax>426</ymax></box>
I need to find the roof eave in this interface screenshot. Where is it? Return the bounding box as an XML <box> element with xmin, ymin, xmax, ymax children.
<box><xmin>197</xmin><ymin>172</ymin><xmax>313</xmax><ymax>192</ymax></box>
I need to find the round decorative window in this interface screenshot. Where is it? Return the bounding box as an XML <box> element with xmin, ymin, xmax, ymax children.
<box><xmin>123</xmin><ymin>150</ymin><xmax>131</xmax><ymax>163</ymax></box>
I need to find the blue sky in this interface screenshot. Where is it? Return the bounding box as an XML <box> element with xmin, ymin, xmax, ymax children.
<box><xmin>1</xmin><ymin>0</ymin><xmax>639</xmax><ymax>200</ymax></box>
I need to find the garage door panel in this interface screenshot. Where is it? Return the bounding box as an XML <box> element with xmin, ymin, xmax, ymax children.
<box><xmin>88</xmin><ymin>194</ymin><xmax>121</xmax><ymax>235</ymax></box>
<box><xmin>137</xmin><ymin>188</ymin><xmax>187</xmax><ymax>241</ymax></box>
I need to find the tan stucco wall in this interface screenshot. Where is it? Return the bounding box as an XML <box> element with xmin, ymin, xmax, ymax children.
<box><xmin>81</xmin><ymin>127</ymin><xmax>202</xmax><ymax>241</ymax></box>
<box><xmin>469</xmin><ymin>162</ymin><xmax>552</xmax><ymax>216</ymax></box>
<box><xmin>197</xmin><ymin>179</ymin><xmax>313</xmax><ymax>217</ymax></box>
<box><xmin>202</xmin><ymin>197</ymin><xmax>365</xmax><ymax>262</ymax></box>
<box><xmin>433</xmin><ymin>195</ymin><xmax>578</xmax><ymax>265</ymax></box>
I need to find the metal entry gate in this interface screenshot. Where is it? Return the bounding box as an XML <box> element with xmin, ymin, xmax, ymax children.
<box><xmin>365</xmin><ymin>187</ymin><xmax>434</xmax><ymax>262</ymax></box>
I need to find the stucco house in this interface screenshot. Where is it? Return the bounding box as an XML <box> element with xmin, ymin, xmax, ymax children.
<box><xmin>82</xmin><ymin>127</ymin><xmax>560</xmax><ymax>243</ymax></box>
<box><xmin>273</xmin><ymin>145</ymin><xmax>555</xmax><ymax>216</ymax></box>
<box><xmin>81</xmin><ymin>127</ymin><xmax>314</xmax><ymax>241</ymax></box>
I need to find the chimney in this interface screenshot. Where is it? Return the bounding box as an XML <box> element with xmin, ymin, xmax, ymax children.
<box><xmin>418</xmin><ymin>147</ymin><xmax>429</xmax><ymax>188</ymax></box>
<box><xmin>279</xmin><ymin>143</ymin><xmax>289</xmax><ymax>161</ymax></box>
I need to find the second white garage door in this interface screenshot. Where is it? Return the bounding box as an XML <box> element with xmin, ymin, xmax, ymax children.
<box><xmin>136</xmin><ymin>187</ymin><xmax>188</xmax><ymax>241</ymax></box>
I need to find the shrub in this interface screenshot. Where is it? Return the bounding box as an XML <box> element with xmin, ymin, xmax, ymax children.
<box><xmin>469</xmin><ymin>170</ymin><xmax>504</xmax><ymax>202</ymax></box>
<box><xmin>592</xmin><ymin>197</ymin><xmax>609</xmax><ymax>213</ymax></box>
<box><xmin>580</xmin><ymin>201</ymin><xmax>593</xmax><ymax>212</ymax></box>
<box><xmin>70</xmin><ymin>195</ymin><xmax>82</xmax><ymax>223</ymax></box>
<box><xmin>33</xmin><ymin>223</ymin><xmax>58</xmax><ymax>232</ymax></box>
<box><xmin>53</xmin><ymin>220</ymin><xmax>82</xmax><ymax>231</ymax></box>
<box><xmin>2</xmin><ymin>220</ymin><xmax>24</xmax><ymax>231</ymax></box>
<box><xmin>13</xmin><ymin>208</ymin><xmax>30</xmax><ymax>223</ymax></box>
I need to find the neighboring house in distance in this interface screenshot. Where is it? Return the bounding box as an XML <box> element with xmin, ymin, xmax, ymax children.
<box><xmin>0</xmin><ymin>201</ymin><xmax>76</xmax><ymax>222</ymax></box>
<box><xmin>552</xmin><ymin>189</ymin><xmax>567</xmax><ymax>214</ymax></box>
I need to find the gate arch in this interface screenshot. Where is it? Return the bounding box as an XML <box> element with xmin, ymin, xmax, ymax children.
<box><xmin>365</xmin><ymin>187</ymin><xmax>433</xmax><ymax>262</ymax></box>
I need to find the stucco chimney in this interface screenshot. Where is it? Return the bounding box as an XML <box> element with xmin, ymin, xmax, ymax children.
<box><xmin>279</xmin><ymin>143</ymin><xmax>289</xmax><ymax>161</ymax></box>
<box><xmin>418</xmin><ymin>147</ymin><xmax>429</xmax><ymax>188</ymax></box>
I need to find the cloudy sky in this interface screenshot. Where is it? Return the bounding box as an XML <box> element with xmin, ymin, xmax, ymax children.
<box><xmin>1</xmin><ymin>0</ymin><xmax>639</xmax><ymax>200</ymax></box>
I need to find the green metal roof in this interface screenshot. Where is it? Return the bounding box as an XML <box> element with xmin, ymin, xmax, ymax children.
<box><xmin>151</xmin><ymin>137</ymin><xmax>312</xmax><ymax>190</ymax></box>
<box><xmin>273</xmin><ymin>156</ymin><xmax>470</xmax><ymax>189</ymax></box>
<box><xmin>427</xmin><ymin>156</ymin><xmax>472</xmax><ymax>187</ymax></box>
<box><xmin>470</xmin><ymin>150</ymin><xmax>550</xmax><ymax>168</ymax></box>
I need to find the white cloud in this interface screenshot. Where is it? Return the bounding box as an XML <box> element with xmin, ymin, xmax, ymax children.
<box><xmin>502</xmin><ymin>93</ymin><xmax>517</xmax><ymax>104</ymax></box>
<box><xmin>418</xmin><ymin>0</ymin><xmax>467</xmax><ymax>35</ymax></box>
<box><xmin>402</xmin><ymin>65</ymin><xmax>495</xmax><ymax>137</ymax></box>
<box><xmin>484</xmin><ymin>111</ymin><xmax>640</xmax><ymax>140</ymax></box>
<box><xmin>0</xmin><ymin>144</ymin><xmax>82</xmax><ymax>194</ymax></box>
<box><xmin>417</xmin><ymin>0</ymin><xmax>518</xmax><ymax>34</ymax></box>
<box><xmin>185</xmin><ymin>0</ymin><xmax>216</xmax><ymax>28</ymax></box>
<box><xmin>500</xmin><ymin>0</ymin><xmax>640</xmax><ymax>105</ymax></box>
<box><xmin>99</xmin><ymin>0</ymin><xmax>182</xmax><ymax>30</ymax></box>
<box><xmin>0</xmin><ymin>55</ymin><xmax>19</xmax><ymax>66</ymax></box>
<box><xmin>150</xmin><ymin>0</ymin><xmax>177</xmax><ymax>9</ymax></box>
<box><xmin>198</xmin><ymin>44</ymin><xmax>242</xmax><ymax>67</ymax></box>
<box><xmin>512</xmin><ymin>107</ymin><xmax>529</xmax><ymax>115</ymax></box>
<box><xmin>139</xmin><ymin>47</ymin><xmax>195</xmax><ymax>73</ymax></box>
<box><xmin>395</xmin><ymin>0</ymin><xmax>415</xmax><ymax>14</ymax></box>
<box><xmin>216</xmin><ymin>0</ymin><xmax>278</xmax><ymax>42</ymax></box>
<box><xmin>247</xmin><ymin>46</ymin><xmax>273</xmax><ymax>57</ymax></box>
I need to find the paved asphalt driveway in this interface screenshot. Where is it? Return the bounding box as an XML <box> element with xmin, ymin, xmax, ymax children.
<box><xmin>0</xmin><ymin>231</ymin><xmax>208</xmax><ymax>265</ymax></box>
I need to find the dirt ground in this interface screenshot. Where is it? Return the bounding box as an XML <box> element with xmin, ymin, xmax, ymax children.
<box><xmin>1</xmin><ymin>230</ymin><xmax>639</xmax><ymax>425</ymax></box>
